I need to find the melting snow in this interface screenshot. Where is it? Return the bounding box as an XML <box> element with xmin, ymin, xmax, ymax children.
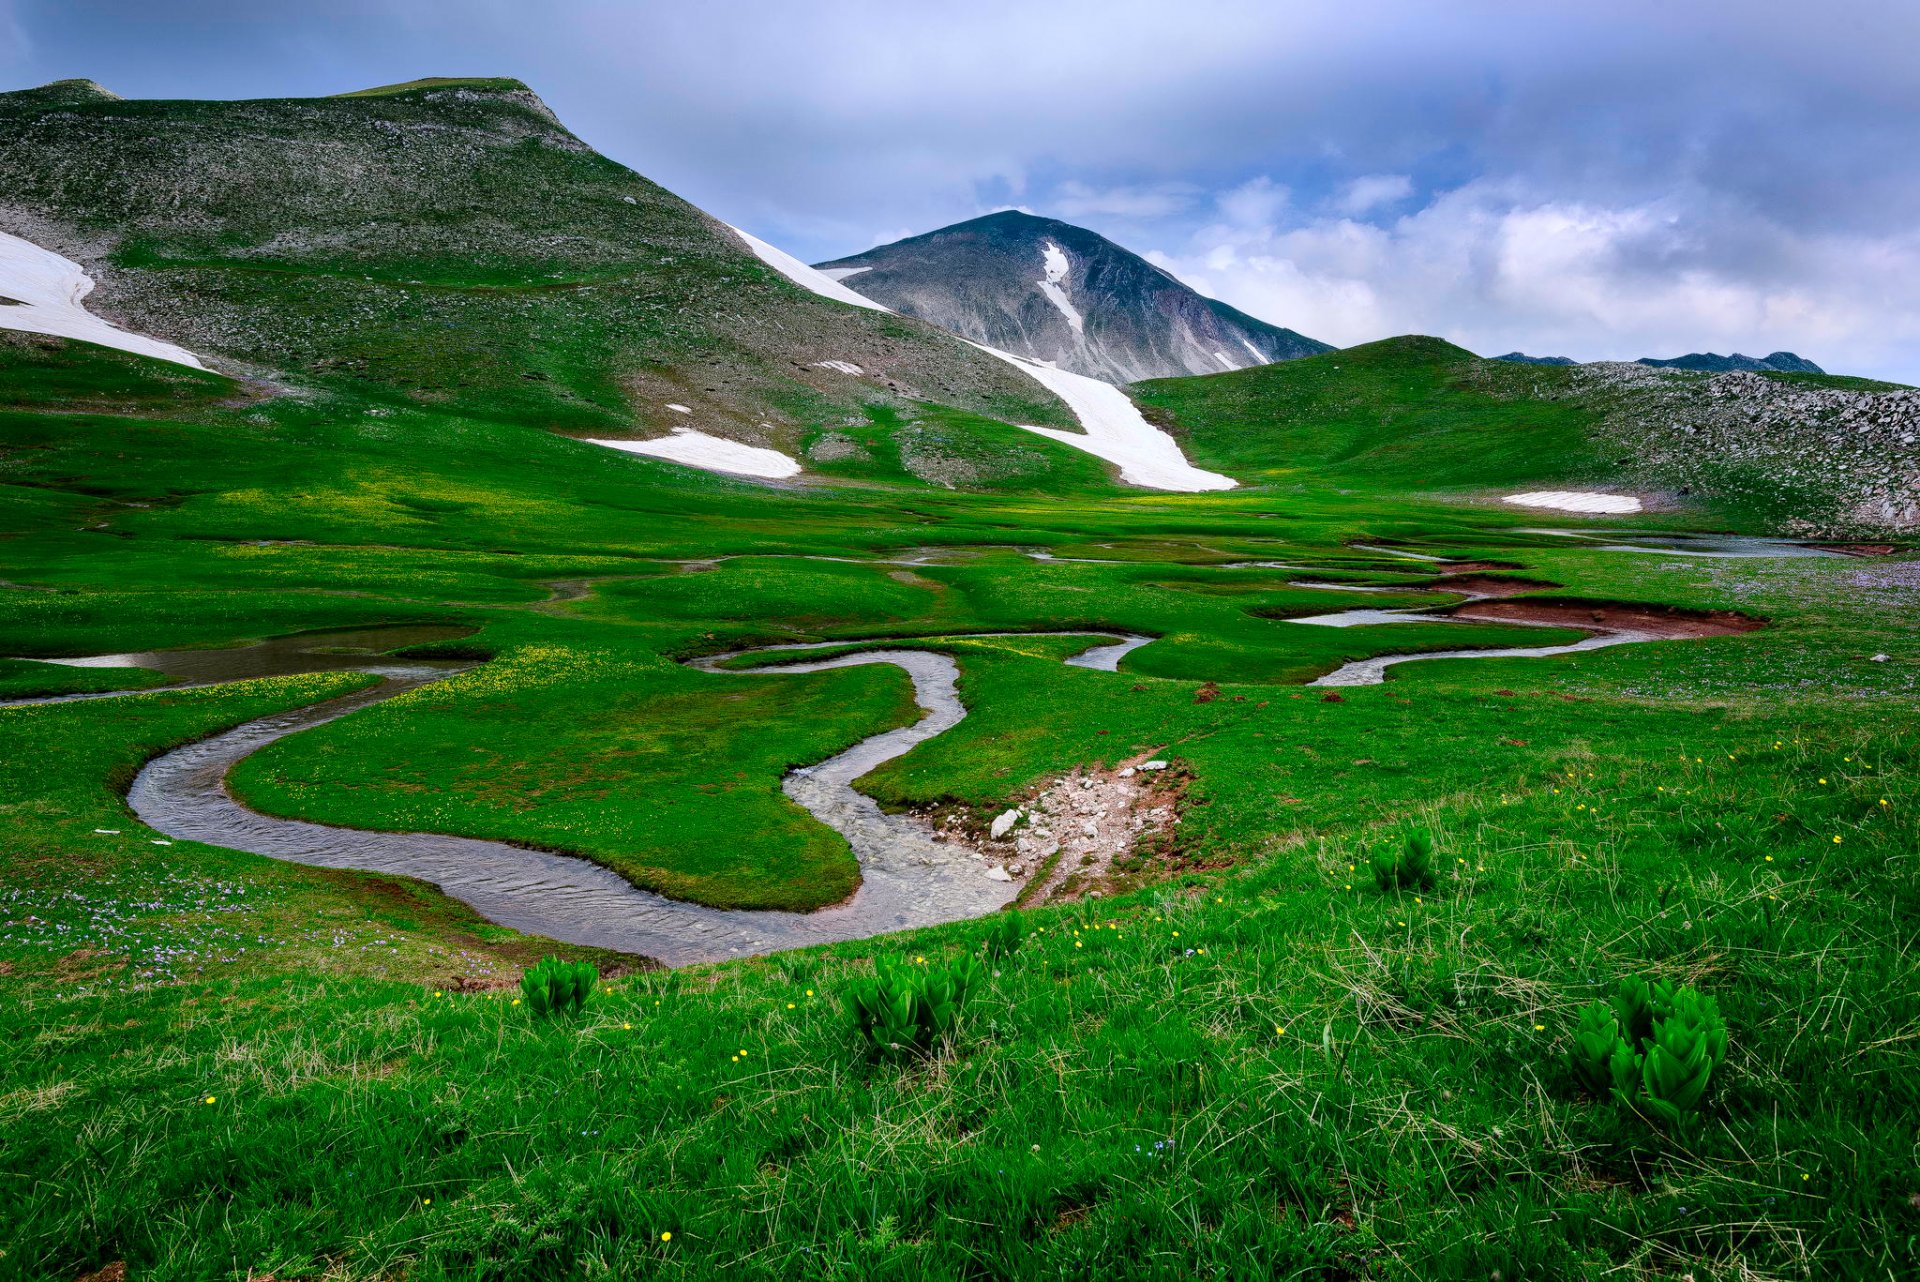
<box><xmin>0</xmin><ymin>229</ymin><xmax>206</xmax><ymax>369</ymax></box>
<box><xmin>1212</xmin><ymin>350</ymin><xmax>1238</xmax><ymax>371</ymax></box>
<box><xmin>727</xmin><ymin>224</ymin><xmax>891</xmax><ymax>312</ymax></box>
<box><xmin>1504</xmin><ymin>491</ymin><xmax>1643</xmax><ymax>514</ymax></box>
<box><xmin>813</xmin><ymin>360</ymin><xmax>865</xmax><ymax>376</ymax></box>
<box><xmin>1035</xmin><ymin>240</ymin><xmax>1084</xmax><ymax>334</ymax></box>
<box><xmin>967</xmin><ymin>342</ymin><xmax>1236</xmax><ymax>492</ymax></box>
<box><xmin>729</xmin><ymin>221</ymin><xmax>1235</xmax><ymax>492</ymax></box>
<box><xmin>1238</xmin><ymin>337</ymin><xmax>1267</xmax><ymax>365</ymax></box>
<box><xmin>588</xmin><ymin>429</ymin><xmax>802</xmax><ymax>480</ymax></box>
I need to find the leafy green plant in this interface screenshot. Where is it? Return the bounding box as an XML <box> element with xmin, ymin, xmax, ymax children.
<box><xmin>1371</xmin><ymin>828</ymin><xmax>1437</xmax><ymax>892</ymax></box>
<box><xmin>520</xmin><ymin>955</ymin><xmax>598</xmax><ymax>1017</ymax></box>
<box><xmin>1568</xmin><ymin>976</ymin><xmax>1728</xmax><ymax>1134</ymax></box>
<box><xmin>984</xmin><ymin>909</ymin><xmax>1026</xmax><ymax>962</ymax></box>
<box><xmin>847</xmin><ymin>955</ymin><xmax>987</xmax><ymax>1058</ymax></box>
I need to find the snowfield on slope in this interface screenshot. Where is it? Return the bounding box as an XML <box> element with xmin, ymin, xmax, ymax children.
<box><xmin>964</xmin><ymin>342</ymin><xmax>1236</xmax><ymax>491</ymax></box>
<box><xmin>1036</xmin><ymin>241</ymin><xmax>1085</xmax><ymax>334</ymax></box>
<box><xmin>0</xmin><ymin>229</ymin><xmax>206</xmax><ymax>369</ymax></box>
<box><xmin>589</xmin><ymin>428</ymin><xmax>802</xmax><ymax>480</ymax></box>
<box><xmin>1504</xmin><ymin>491</ymin><xmax>1643</xmax><ymax>514</ymax></box>
<box><xmin>728</xmin><ymin>225</ymin><xmax>890</xmax><ymax>312</ymax></box>
<box><xmin>731</xmin><ymin>224</ymin><xmax>1235</xmax><ymax>492</ymax></box>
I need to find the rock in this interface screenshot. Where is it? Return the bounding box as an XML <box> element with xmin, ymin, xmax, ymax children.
<box><xmin>986</xmin><ymin>865</ymin><xmax>1013</xmax><ymax>882</ymax></box>
<box><xmin>1118</xmin><ymin>766</ymin><xmax>1135</xmax><ymax>778</ymax></box>
<box><xmin>1007</xmin><ymin>863</ymin><xmax>1026</xmax><ymax>876</ymax></box>
<box><xmin>1081</xmin><ymin>820</ymin><xmax>1098</xmax><ymax>837</ymax></box>
<box><xmin>1138</xmin><ymin>759</ymin><xmax>1169</xmax><ymax>771</ymax></box>
<box><xmin>1870</xmin><ymin>653</ymin><xmax>1890</xmax><ymax>662</ymax></box>
<box><xmin>989</xmin><ymin>808</ymin><xmax>1021</xmax><ymax>840</ymax></box>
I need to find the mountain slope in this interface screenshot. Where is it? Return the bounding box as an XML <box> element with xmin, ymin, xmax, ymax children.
<box><xmin>815</xmin><ymin>210</ymin><xmax>1330</xmax><ymax>384</ymax></box>
<box><xmin>0</xmin><ymin>77</ymin><xmax>1075</xmax><ymax>457</ymax></box>
<box><xmin>1133</xmin><ymin>336</ymin><xmax>1919</xmax><ymax>533</ymax></box>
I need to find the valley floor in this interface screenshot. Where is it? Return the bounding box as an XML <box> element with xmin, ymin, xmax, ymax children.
<box><xmin>1</xmin><ymin>345</ymin><xmax>1916</xmax><ymax>1281</ymax></box>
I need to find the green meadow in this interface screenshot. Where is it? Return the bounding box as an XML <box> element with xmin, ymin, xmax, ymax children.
<box><xmin>1</xmin><ymin>329</ymin><xmax>1915</xmax><ymax>1281</ymax></box>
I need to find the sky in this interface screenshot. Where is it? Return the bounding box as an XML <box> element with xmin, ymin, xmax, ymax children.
<box><xmin>5</xmin><ymin>0</ymin><xmax>1919</xmax><ymax>381</ymax></box>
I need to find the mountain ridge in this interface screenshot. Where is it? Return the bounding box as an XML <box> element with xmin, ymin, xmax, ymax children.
<box><xmin>815</xmin><ymin>209</ymin><xmax>1331</xmax><ymax>384</ymax></box>
<box><xmin>1494</xmin><ymin>349</ymin><xmax>1826</xmax><ymax>374</ymax></box>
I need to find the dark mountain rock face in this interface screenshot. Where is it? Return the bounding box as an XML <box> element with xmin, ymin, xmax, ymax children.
<box><xmin>815</xmin><ymin>210</ymin><xmax>1331</xmax><ymax>384</ymax></box>
<box><xmin>1492</xmin><ymin>352</ymin><xmax>1576</xmax><ymax>366</ymax></box>
<box><xmin>1638</xmin><ymin>351</ymin><xmax>1824</xmax><ymax>374</ymax></box>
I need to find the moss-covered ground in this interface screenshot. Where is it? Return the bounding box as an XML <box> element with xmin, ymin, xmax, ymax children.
<box><xmin>2</xmin><ymin>332</ymin><xmax>1915</xmax><ymax>1280</ymax></box>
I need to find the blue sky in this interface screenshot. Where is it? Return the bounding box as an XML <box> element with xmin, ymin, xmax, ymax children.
<box><xmin>6</xmin><ymin>0</ymin><xmax>1918</xmax><ymax>380</ymax></box>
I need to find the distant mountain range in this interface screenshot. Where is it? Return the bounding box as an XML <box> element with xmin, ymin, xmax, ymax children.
<box><xmin>1495</xmin><ymin>350</ymin><xmax>1825</xmax><ymax>374</ymax></box>
<box><xmin>815</xmin><ymin>210</ymin><xmax>1330</xmax><ymax>384</ymax></box>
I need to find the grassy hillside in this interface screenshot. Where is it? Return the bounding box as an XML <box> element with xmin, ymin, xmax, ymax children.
<box><xmin>1136</xmin><ymin>336</ymin><xmax>1920</xmax><ymax>536</ymax></box>
<box><xmin>1134</xmin><ymin>336</ymin><xmax>1610</xmax><ymax>490</ymax></box>
<box><xmin>0</xmin><ymin>78</ymin><xmax>1073</xmax><ymax>450</ymax></box>
<box><xmin>1</xmin><ymin>326</ymin><xmax>1916</xmax><ymax>1277</ymax></box>
<box><xmin>2</xmin><ymin>73</ymin><xmax>1918</xmax><ymax>1279</ymax></box>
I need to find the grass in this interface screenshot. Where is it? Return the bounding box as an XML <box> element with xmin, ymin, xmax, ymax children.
<box><xmin>1</xmin><ymin>136</ymin><xmax>1916</xmax><ymax>1274</ymax></box>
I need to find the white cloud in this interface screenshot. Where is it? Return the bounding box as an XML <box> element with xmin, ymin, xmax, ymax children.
<box><xmin>1154</xmin><ymin>180</ymin><xmax>1920</xmax><ymax>382</ymax></box>
<box><xmin>1333</xmin><ymin>174</ymin><xmax>1413</xmax><ymax>215</ymax></box>
<box><xmin>1215</xmin><ymin>176</ymin><xmax>1288</xmax><ymax>227</ymax></box>
<box><xmin>1051</xmin><ymin>180</ymin><xmax>1200</xmax><ymax>221</ymax></box>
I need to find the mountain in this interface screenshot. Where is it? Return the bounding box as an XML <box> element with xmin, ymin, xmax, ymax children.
<box><xmin>1637</xmin><ymin>351</ymin><xmax>1825</xmax><ymax>374</ymax></box>
<box><xmin>813</xmin><ymin>210</ymin><xmax>1331</xmax><ymax>384</ymax></box>
<box><xmin>1492</xmin><ymin>352</ymin><xmax>1576</xmax><ymax>366</ymax></box>
<box><xmin>0</xmin><ymin>77</ymin><xmax>1076</xmax><ymax>458</ymax></box>
<box><xmin>1497</xmin><ymin>350</ymin><xmax>1827</xmax><ymax>375</ymax></box>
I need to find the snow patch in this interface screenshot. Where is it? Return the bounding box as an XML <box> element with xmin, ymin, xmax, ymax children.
<box><xmin>813</xmin><ymin>360</ymin><xmax>864</xmax><ymax>376</ymax></box>
<box><xmin>726</xmin><ymin>224</ymin><xmax>890</xmax><ymax>312</ymax></box>
<box><xmin>819</xmin><ymin>265</ymin><xmax>871</xmax><ymax>282</ymax></box>
<box><xmin>1504</xmin><ymin>491</ymin><xmax>1643</xmax><ymax>514</ymax></box>
<box><xmin>0</xmin><ymin>229</ymin><xmax>206</xmax><ymax>369</ymax></box>
<box><xmin>1035</xmin><ymin>240</ymin><xmax>1084</xmax><ymax>334</ymax></box>
<box><xmin>1212</xmin><ymin>350</ymin><xmax>1238</xmax><ymax>371</ymax></box>
<box><xmin>588</xmin><ymin>429</ymin><xmax>802</xmax><ymax>480</ymax></box>
<box><xmin>1238</xmin><ymin>337</ymin><xmax>1267</xmax><ymax>365</ymax></box>
<box><xmin>725</xmin><ymin>223</ymin><xmax>1235</xmax><ymax>493</ymax></box>
<box><xmin>967</xmin><ymin>342</ymin><xmax>1236</xmax><ymax>492</ymax></box>
<box><xmin>666</xmin><ymin>403</ymin><xmax>692</xmax><ymax>414</ymax></box>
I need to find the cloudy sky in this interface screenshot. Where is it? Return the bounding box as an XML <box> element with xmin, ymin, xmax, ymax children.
<box><xmin>7</xmin><ymin>0</ymin><xmax>1919</xmax><ymax>380</ymax></box>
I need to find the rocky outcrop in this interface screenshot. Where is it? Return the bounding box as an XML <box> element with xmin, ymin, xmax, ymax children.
<box><xmin>1570</xmin><ymin>364</ymin><xmax>1920</xmax><ymax>534</ymax></box>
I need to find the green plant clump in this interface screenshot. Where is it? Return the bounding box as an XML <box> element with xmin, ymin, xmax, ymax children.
<box><xmin>519</xmin><ymin>956</ymin><xmax>598</xmax><ymax>1017</ymax></box>
<box><xmin>1371</xmin><ymin>828</ymin><xmax>1438</xmax><ymax>892</ymax></box>
<box><xmin>1569</xmin><ymin>977</ymin><xmax>1729</xmax><ymax>1133</ymax></box>
<box><xmin>847</xmin><ymin>955</ymin><xmax>987</xmax><ymax>1058</ymax></box>
<box><xmin>984</xmin><ymin>909</ymin><xmax>1026</xmax><ymax>962</ymax></box>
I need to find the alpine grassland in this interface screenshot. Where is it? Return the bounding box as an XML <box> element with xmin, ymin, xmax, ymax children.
<box><xmin>2</xmin><ymin>81</ymin><xmax>1917</xmax><ymax>1282</ymax></box>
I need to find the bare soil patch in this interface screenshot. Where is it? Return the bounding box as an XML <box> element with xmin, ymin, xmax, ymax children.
<box><xmin>1451</xmin><ymin>598</ymin><xmax>1764</xmax><ymax>638</ymax></box>
<box><xmin>1427</xmin><ymin>573</ymin><xmax>1561</xmax><ymax>597</ymax></box>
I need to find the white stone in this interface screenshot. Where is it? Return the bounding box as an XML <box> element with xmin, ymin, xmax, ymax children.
<box><xmin>989</xmin><ymin>808</ymin><xmax>1021</xmax><ymax>840</ymax></box>
<box><xmin>1138</xmin><ymin>760</ymin><xmax>1169</xmax><ymax>771</ymax></box>
<box><xmin>986</xmin><ymin>865</ymin><xmax>1013</xmax><ymax>882</ymax></box>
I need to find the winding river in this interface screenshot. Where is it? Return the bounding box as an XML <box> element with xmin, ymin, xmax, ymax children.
<box><xmin>8</xmin><ymin>627</ymin><xmax>1147</xmax><ymax>966</ymax></box>
<box><xmin>3</xmin><ymin>547</ymin><xmax>1754</xmax><ymax>962</ymax></box>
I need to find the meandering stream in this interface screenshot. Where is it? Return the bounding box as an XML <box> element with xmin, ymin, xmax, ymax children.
<box><xmin>9</xmin><ymin>627</ymin><xmax>1146</xmax><ymax>965</ymax></box>
<box><xmin>3</xmin><ymin>559</ymin><xmax>1756</xmax><ymax>961</ymax></box>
